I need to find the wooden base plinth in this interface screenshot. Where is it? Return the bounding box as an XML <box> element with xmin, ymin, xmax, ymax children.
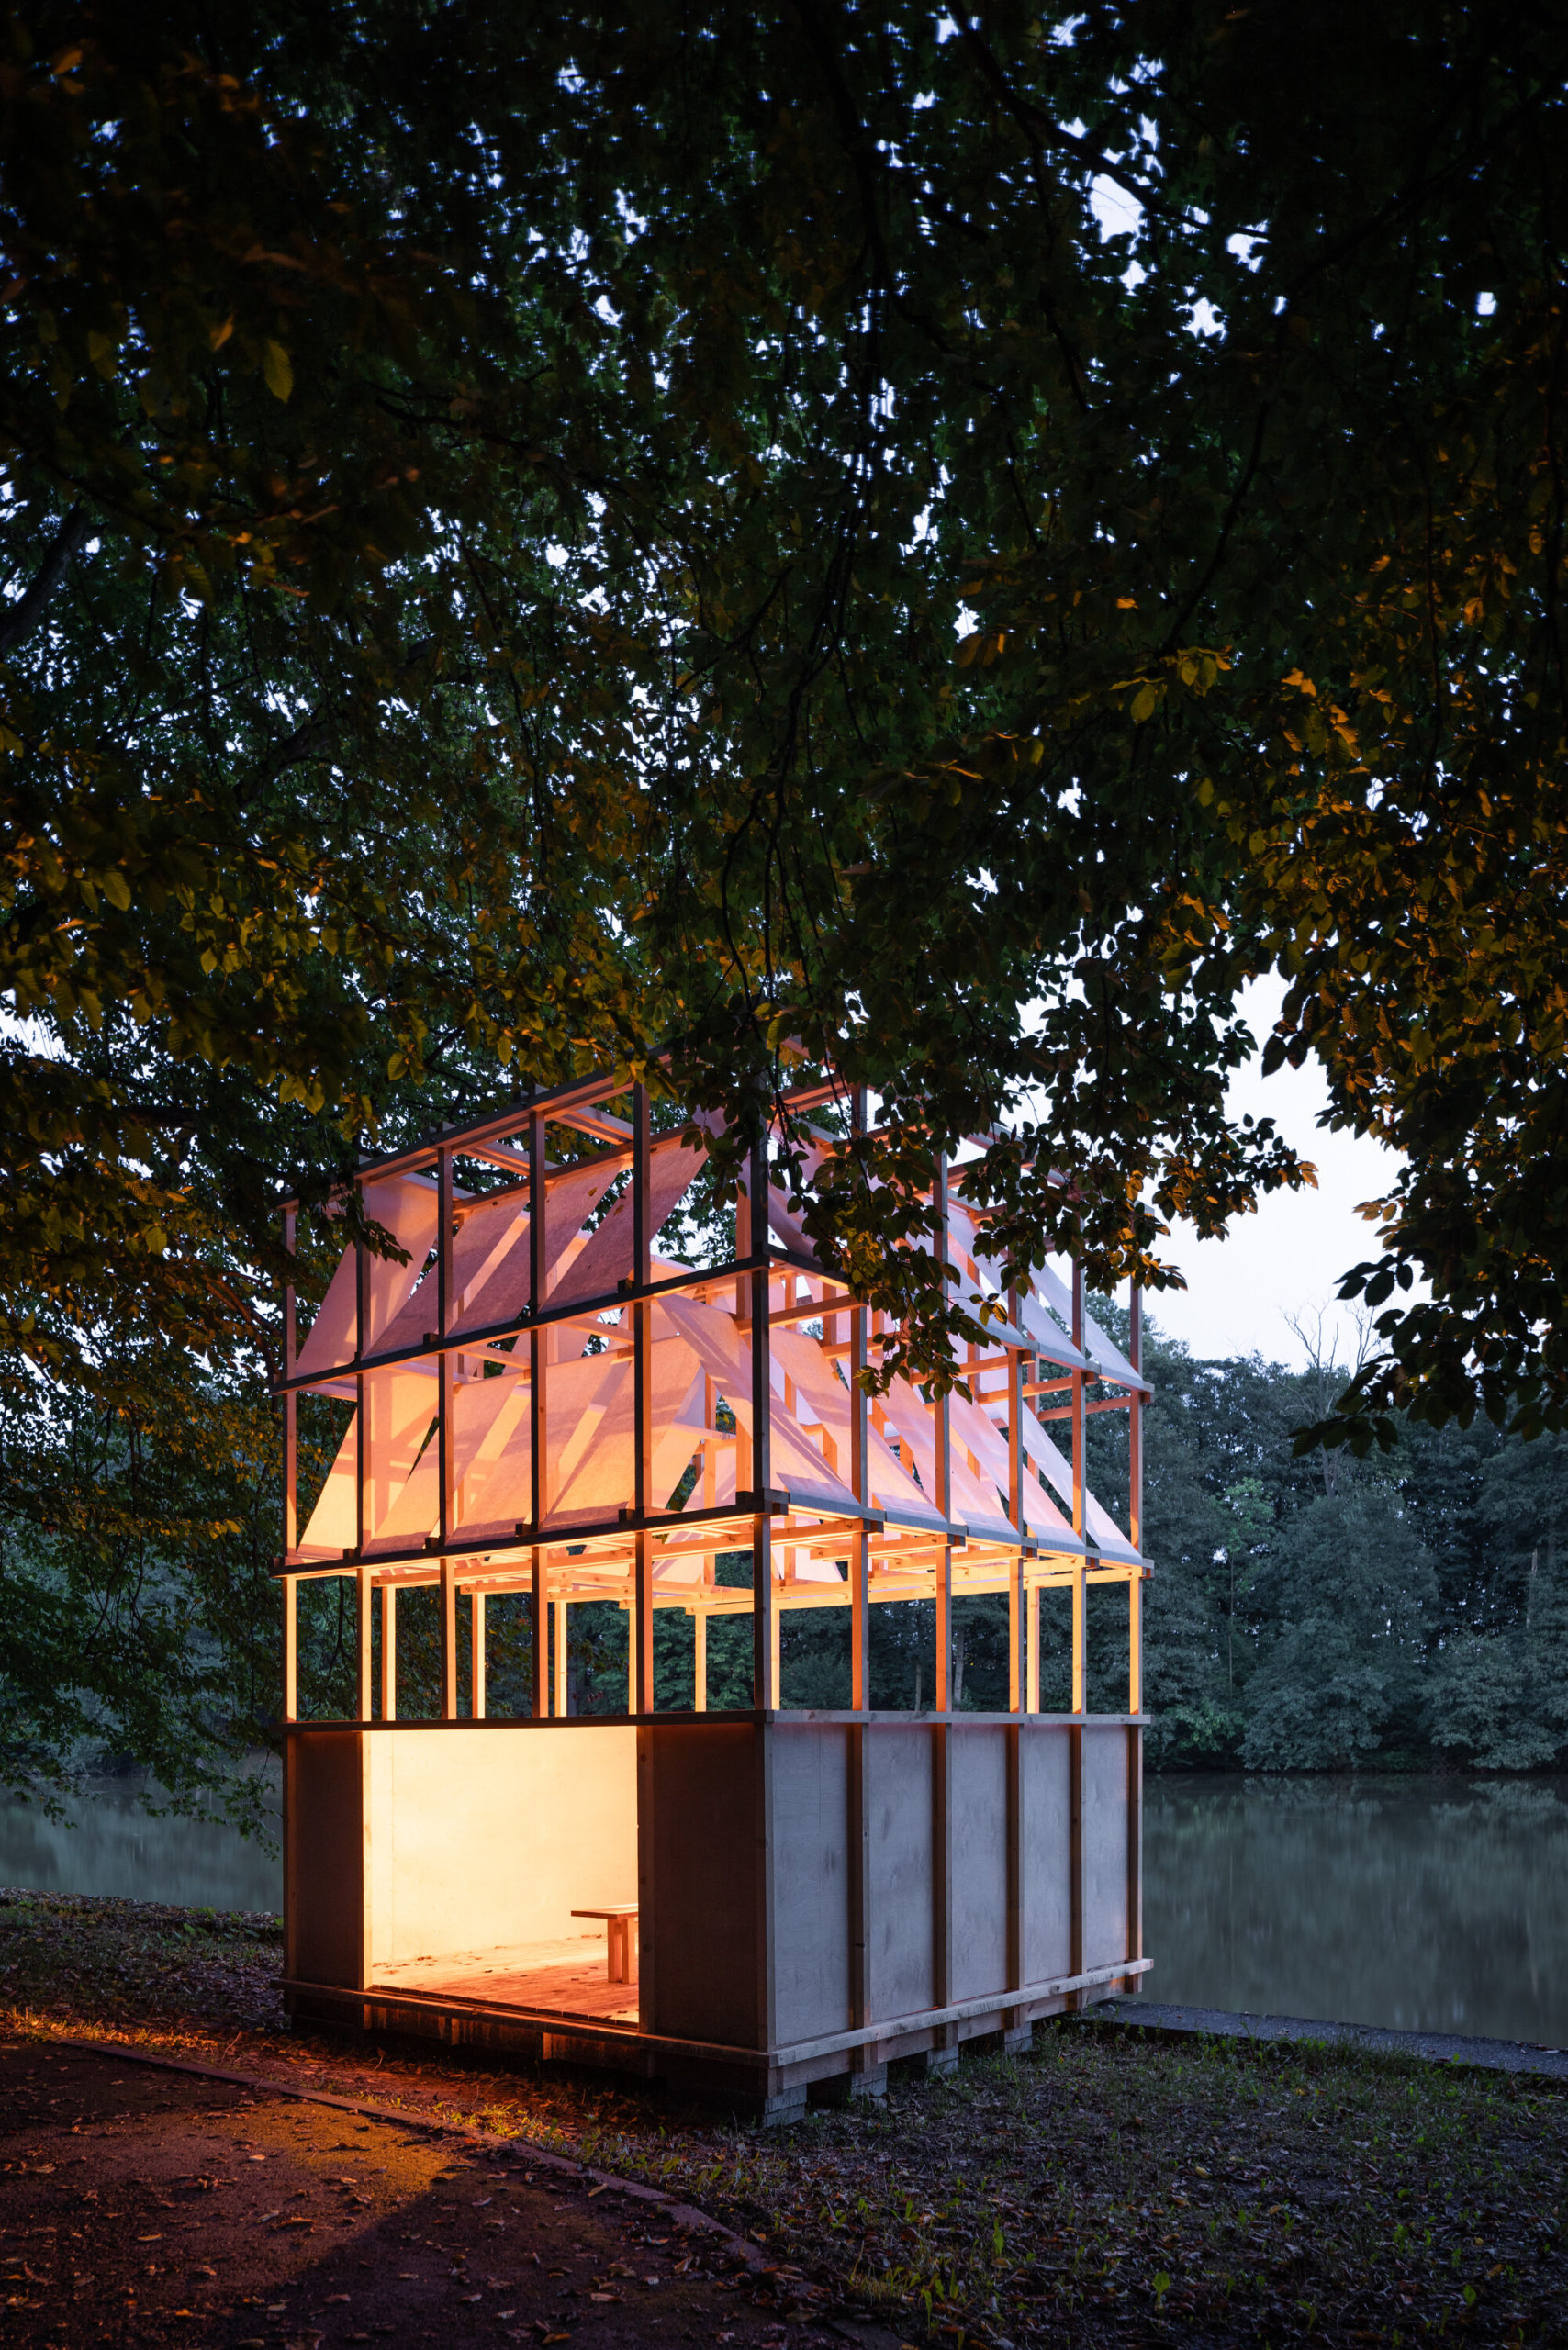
<box><xmin>280</xmin><ymin>1973</ymin><xmax>1117</xmax><ymax>2121</ymax></box>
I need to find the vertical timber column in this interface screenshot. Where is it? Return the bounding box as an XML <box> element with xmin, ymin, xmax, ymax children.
<box><xmin>380</xmin><ymin>1583</ymin><xmax>398</xmax><ymax>1721</ymax></box>
<box><xmin>471</xmin><ymin>1590</ymin><xmax>486</xmax><ymax>1720</ymax></box>
<box><xmin>530</xmin><ymin>1554</ymin><xmax>547</xmax><ymax>1719</ymax></box>
<box><xmin>353</xmin><ymin>1193</ymin><xmax>371</xmax><ymax>1725</ymax></box>
<box><xmin>281</xmin><ymin>1209</ymin><xmax>299</xmax><ymax>1732</ymax></box>
<box><xmin>932</xmin><ymin>1154</ymin><xmax>956</xmax><ymax>2063</ymax></box>
<box><xmin>849</xmin><ymin>1087</ymin><xmax>871</xmax><ymax>1718</ymax></box>
<box><xmin>1007</xmin><ymin>1284</ymin><xmax>1025</xmax><ymax>1714</ymax></box>
<box><xmin>354</xmin><ymin>1197</ymin><xmax>368</xmax><ymax>1568</ymax></box>
<box><xmin>282</xmin><ymin>1575</ymin><xmax>298</xmax><ymax>1723</ymax></box>
<box><xmin>530</xmin><ymin>1110</ymin><xmax>550</xmax><ymax>1720</ymax></box>
<box><xmin>1070</xmin><ymin>1257</ymin><xmax>1090</xmax><ymax>1712</ymax></box>
<box><xmin>1128</xmin><ymin>1282</ymin><xmax>1144</xmax><ymax>1560</ymax></box>
<box><xmin>693</xmin><ymin>1608</ymin><xmax>707</xmax><ymax>1711</ymax></box>
<box><xmin>441</xmin><ymin>1554</ymin><xmax>459</xmax><ymax>1721</ymax></box>
<box><xmin>437</xmin><ymin>1147</ymin><xmax>458</xmax><ymax>1720</ymax></box>
<box><xmin>632</xmin><ymin>1083</ymin><xmax>655</xmax><ymax>1714</ymax></box>
<box><xmin>554</xmin><ymin>1598</ymin><xmax>569</xmax><ymax>1717</ymax></box>
<box><xmin>1026</xmin><ymin>1578</ymin><xmax>1040</xmax><ymax>1713</ymax></box>
<box><xmin>847</xmin><ymin>1089</ymin><xmax>875</xmax><ymax>2087</ymax></box>
<box><xmin>933</xmin><ymin>1153</ymin><xmax>953</xmax><ymax>1713</ymax></box>
<box><xmin>356</xmin><ymin>1564</ymin><xmax>374</xmax><ymax>1723</ymax></box>
<box><xmin>749</xmin><ymin>1129</ymin><xmax>775</xmax><ymax>1710</ymax></box>
<box><xmin>1126</xmin><ymin>1279</ymin><xmax>1145</xmax><ymax>1991</ymax></box>
<box><xmin>1004</xmin><ymin>1287</ymin><xmax>1026</xmax><ymax>2036</ymax></box>
<box><xmin>1125</xmin><ymin>1564</ymin><xmax>1144</xmax><ymax>1991</ymax></box>
<box><xmin>1070</xmin><ymin>1258</ymin><xmax>1088</xmax><ymax>2008</ymax></box>
<box><xmin>283</xmin><ymin>1206</ymin><xmax>297</xmax><ymax>1562</ymax></box>
<box><xmin>437</xmin><ymin>1147</ymin><xmax>455</xmax><ymax>1556</ymax></box>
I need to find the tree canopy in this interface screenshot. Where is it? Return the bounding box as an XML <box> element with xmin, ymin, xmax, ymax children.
<box><xmin>6</xmin><ymin>0</ymin><xmax>1568</xmax><ymax>1464</ymax></box>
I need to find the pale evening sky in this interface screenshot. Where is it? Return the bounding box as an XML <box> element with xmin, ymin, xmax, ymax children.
<box><xmin>1147</xmin><ymin>976</ymin><xmax>1405</xmax><ymax>1371</ymax></box>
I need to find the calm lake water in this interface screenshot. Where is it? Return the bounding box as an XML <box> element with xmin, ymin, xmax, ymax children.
<box><xmin>1144</xmin><ymin>1773</ymin><xmax>1568</xmax><ymax>2045</ymax></box>
<box><xmin>2</xmin><ymin>1766</ymin><xmax>1564</xmax><ymax>2046</ymax></box>
<box><xmin>0</xmin><ymin>1773</ymin><xmax>281</xmax><ymax>1915</ymax></box>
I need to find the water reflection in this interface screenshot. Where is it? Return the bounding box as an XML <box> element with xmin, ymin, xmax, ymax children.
<box><xmin>0</xmin><ymin>1773</ymin><xmax>280</xmax><ymax>1915</ymax></box>
<box><xmin>2</xmin><ymin>1768</ymin><xmax>1565</xmax><ymax>2045</ymax></box>
<box><xmin>1145</xmin><ymin>1773</ymin><xmax>1568</xmax><ymax>2044</ymax></box>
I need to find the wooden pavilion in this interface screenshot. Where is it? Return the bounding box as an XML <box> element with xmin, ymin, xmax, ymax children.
<box><xmin>277</xmin><ymin>1070</ymin><xmax>1152</xmax><ymax>2118</ymax></box>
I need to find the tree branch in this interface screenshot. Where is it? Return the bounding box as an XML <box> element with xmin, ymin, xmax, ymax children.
<box><xmin>0</xmin><ymin>507</ymin><xmax>91</xmax><ymax>661</ymax></box>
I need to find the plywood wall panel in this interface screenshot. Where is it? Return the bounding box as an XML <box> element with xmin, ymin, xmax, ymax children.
<box><xmin>950</xmin><ymin>1727</ymin><xmax>1009</xmax><ymax>2003</ymax></box>
<box><xmin>1081</xmin><ymin>1725</ymin><xmax>1132</xmax><ymax>1973</ymax></box>
<box><xmin>1018</xmin><ymin>1725</ymin><xmax>1073</xmax><ymax>1986</ymax></box>
<box><xmin>865</xmin><ymin>1725</ymin><xmax>935</xmax><ymax>2021</ymax></box>
<box><xmin>287</xmin><ymin>1731</ymin><xmax>368</xmax><ymax>1989</ymax></box>
<box><xmin>768</xmin><ymin>1723</ymin><xmax>853</xmax><ymax>2046</ymax></box>
<box><xmin>643</xmin><ymin>1722</ymin><xmax>763</xmax><ymax>2051</ymax></box>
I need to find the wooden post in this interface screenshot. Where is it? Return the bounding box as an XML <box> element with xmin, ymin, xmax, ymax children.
<box><xmin>441</xmin><ymin>1553</ymin><xmax>458</xmax><ymax>1720</ymax></box>
<box><xmin>380</xmin><ymin>1582</ymin><xmax>397</xmax><ymax>1721</ymax></box>
<box><xmin>1070</xmin><ymin>1259</ymin><xmax>1089</xmax><ymax>2008</ymax></box>
<box><xmin>932</xmin><ymin>1701</ymin><xmax>956</xmax><ymax>2067</ymax></box>
<box><xmin>554</xmin><ymin>1596</ymin><xmax>568</xmax><ymax>1716</ymax></box>
<box><xmin>632</xmin><ymin>1082</ymin><xmax>655</xmax><ymax>1714</ymax></box>
<box><xmin>846</xmin><ymin>1078</ymin><xmax>877</xmax><ymax>2087</ymax></box>
<box><xmin>850</xmin><ymin>1085</ymin><xmax>870</xmax><ymax>1717</ymax></box>
<box><xmin>1070</xmin><ymin>1258</ymin><xmax>1086</xmax><ymax>1552</ymax></box>
<box><xmin>932</xmin><ymin>1158</ymin><xmax>958</xmax><ymax>2061</ymax></box>
<box><xmin>283</xmin><ymin>1206</ymin><xmax>297</xmax><ymax>1558</ymax></box>
<box><xmin>282</xmin><ymin>1573</ymin><xmax>298</xmax><ymax>1723</ymax></box>
<box><xmin>1129</xmin><ymin>1566</ymin><xmax>1143</xmax><ymax>1718</ymax></box>
<box><xmin>933</xmin><ymin>1152</ymin><xmax>952</xmax><ymax>1713</ymax></box>
<box><xmin>1007</xmin><ymin>1561</ymin><xmax>1025</xmax><ymax>1713</ymax></box>
<box><xmin>471</xmin><ymin>1589</ymin><xmax>486</xmax><ymax>1720</ymax></box>
<box><xmin>1071</xmin><ymin>1562</ymin><xmax>1087</xmax><ymax>1717</ymax></box>
<box><xmin>848</xmin><ymin>1715</ymin><xmax>872</xmax><ymax>2080</ymax></box>
<box><xmin>356</xmin><ymin>1564</ymin><xmax>374</xmax><ymax>1722</ymax></box>
<box><xmin>693</xmin><ymin>1607</ymin><xmax>707</xmax><ymax>1712</ymax></box>
<box><xmin>438</xmin><ymin>1148</ymin><xmax>455</xmax><ymax>1549</ymax></box>
<box><xmin>1071</xmin><ymin>1257</ymin><xmax>1088</xmax><ymax>1718</ymax></box>
<box><xmin>1128</xmin><ymin>1281</ymin><xmax>1144</xmax><ymax>1558</ymax></box>
<box><xmin>1127</xmin><ymin>1287</ymin><xmax>1148</xmax><ymax>1970</ymax></box>
<box><xmin>354</xmin><ymin>1195</ymin><xmax>367</xmax><ymax>1564</ymax></box>
<box><xmin>1069</xmin><ymin>1706</ymin><xmax>1085</xmax><ymax>2005</ymax></box>
<box><xmin>1126</xmin><ymin>1662</ymin><xmax>1144</xmax><ymax>1995</ymax></box>
<box><xmin>530</xmin><ymin>1551</ymin><xmax>547</xmax><ymax>1718</ymax></box>
<box><xmin>530</xmin><ymin>1109</ymin><xmax>548</xmax><ymax>1533</ymax></box>
<box><xmin>1007</xmin><ymin>1284</ymin><xmax>1025</xmax><ymax>1715</ymax></box>
<box><xmin>1026</xmin><ymin>1581</ymin><xmax>1040</xmax><ymax>1713</ymax></box>
<box><xmin>529</xmin><ymin>1112</ymin><xmax>549</xmax><ymax>1724</ymax></box>
<box><xmin>1005</xmin><ymin>1710</ymin><xmax>1025</xmax><ymax>2033</ymax></box>
<box><xmin>749</xmin><ymin>1127</ymin><xmax>775</xmax><ymax>1710</ymax></box>
<box><xmin>770</xmin><ymin>1600</ymin><xmax>782</xmax><ymax>1707</ymax></box>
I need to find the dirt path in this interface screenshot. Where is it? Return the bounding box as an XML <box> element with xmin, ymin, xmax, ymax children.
<box><xmin>0</xmin><ymin>2035</ymin><xmax>901</xmax><ymax>2349</ymax></box>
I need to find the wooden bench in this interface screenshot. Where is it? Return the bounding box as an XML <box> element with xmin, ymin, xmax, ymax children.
<box><xmin>571</xmin><ymin>1904</ymin><xmax>639</xmax><ymax>1983</ymax></box>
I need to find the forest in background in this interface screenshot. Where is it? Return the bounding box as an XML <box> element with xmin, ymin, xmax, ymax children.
<box><xmin>6</xmin><ymin>1292</ymin><xmax>1565</xmax><ymax>1811</ymax></box>
<box><xmin>268</xmin><ymin>1304</ymin><xmax>1568</xmax><ymax>1779</ymax></box>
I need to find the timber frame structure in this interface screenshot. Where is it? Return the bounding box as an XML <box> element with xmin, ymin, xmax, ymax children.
<box><xmin>276</xmin><ymin>1069</ymin><xmax>1152</xmax><ymax>2119</ymax></box>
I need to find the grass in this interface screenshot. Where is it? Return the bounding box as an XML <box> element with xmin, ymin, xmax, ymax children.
<box><xmin>2</xmin><ymin>1885</ymin><xmax>1564</xmax><ymax>2345</ymax></box>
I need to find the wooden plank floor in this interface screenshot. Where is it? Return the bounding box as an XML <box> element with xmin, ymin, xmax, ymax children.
<box><xmin>374</xmin><ymin>1934</ymin><xmax>638</xmax><ymax>2022</ymax></box>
